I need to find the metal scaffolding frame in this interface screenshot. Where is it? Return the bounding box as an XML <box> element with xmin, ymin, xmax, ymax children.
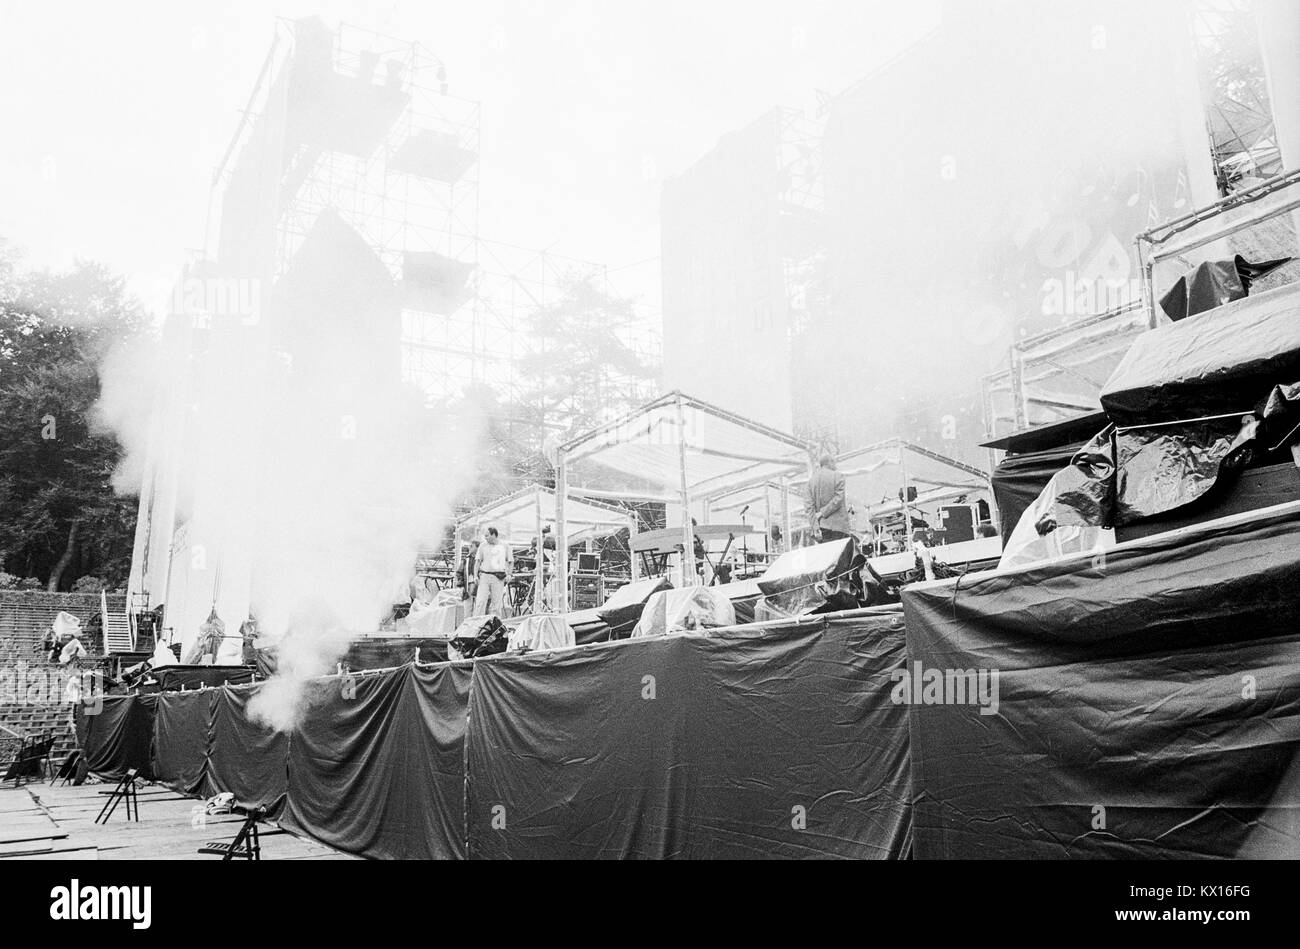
<box><xmin>204</xmin><ymin>17</ymin><xmax>661</xmax><ymax>417</ymax></box>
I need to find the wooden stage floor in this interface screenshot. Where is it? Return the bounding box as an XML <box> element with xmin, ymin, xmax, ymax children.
<box><xmin>0</xmin><ymin>781</ymin><xmax>352</xmax><ymax>860</ymax></box>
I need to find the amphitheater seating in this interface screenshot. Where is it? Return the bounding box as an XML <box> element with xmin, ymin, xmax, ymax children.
<box><xmin>1</xmin><ymin>591</ymin><xmax>124</xmax><ymax>773</ymax></box>
<box><xmin>0</xmin><ymin>590</ymin><xmax>124</xmax><ymax>663</ymax></box>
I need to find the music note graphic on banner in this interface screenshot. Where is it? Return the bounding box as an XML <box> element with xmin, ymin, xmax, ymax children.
<box><xmin>1125</xmin><ymin>165</ymin><xmax>1150</xmax><ymax>208</ymax></box>
<box><xmin>1147</xmin><ymin>197</ymin><xmax>1160</xmax><ymax>230</ymax></box>
<box><xmin>1081</xmin><ymin>161</ymin><xmax>1113</xmax><ymax>199</ymax></box>
<box><xmin>1173</xmin><ymin>168</ymin><xmax>1190</xmax><ymax>209</ymax></box>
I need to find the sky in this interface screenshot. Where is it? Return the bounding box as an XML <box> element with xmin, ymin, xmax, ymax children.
<box><xmin>0</xmin><ymin>0</ymin><xmax>940</xmax><ymax>314</ymax></box>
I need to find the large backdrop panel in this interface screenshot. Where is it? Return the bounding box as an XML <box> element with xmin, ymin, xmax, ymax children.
<box><xmin>76</xmin><ymin>693</ymin><xmax>158</xmax><ymax>781</ymax></box>
<box><xmin>465</xmin><ymin>610</ymin><xmax>912</xmax><ymax>859</ymax></box>
<box><xmin>278</xmin><ymin>663</ymin><xmax>472</xmax><ymax>860</ymax></box>
<box><xmin>151</xmin><ymin>690</ymin><xmax>215</xmax><ymax>796</ymax></box>
<box><xmin>902</xmin><ymin>505</ymin><xmax>1300</xmax><ymax>859</ymax></box>
<box><xmin>204</xmin><ymin>683</ymin><xmax>290</xmax><ymax>816</ymax></box>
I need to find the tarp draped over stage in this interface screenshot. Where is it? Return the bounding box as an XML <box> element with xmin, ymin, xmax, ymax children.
<box><xmin>76</xmin><ymin>502</ymin><xmax>1300</xmax><ymax>860</ymax></box>
<box><xmin>902</xmin><ymin>502</ymin><xmax>1300</xmax><ymax>859</ymax></box>
<box><xmin>466</xmin><ymin>611</ymin><xmax>912</xmax><ymax>858</ymax></box>
<box><xmin>76</xmin><ymin>609</ymin><xmax>912</xmax><ymax>860</ymax></box>
<box><xmin>205</xmin><ymin>684</ymin><xmax>289</xmax><ymax>815</ymax></box>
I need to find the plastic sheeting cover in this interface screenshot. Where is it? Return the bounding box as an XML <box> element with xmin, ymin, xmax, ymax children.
<box><xmin>1101</xmin><ymin>281</ymin><xmax>1300</xmax><ymax>424</ymax></box>
<box><xmin>631</xmin><ymin>586</ymin><xmax>736</xmax><ymax>637</ymax></box>
<box><xmin>507</xmin><ymin>614</ymin><xmax>575</xmax><ymax>652</ymax></box>
<box><xmin>756</xmin><ymin>537</ymin><xmax>857</xmax><ymax>617</ymax></box>
<box><xmin>905</xmin><ymin>503</ymin><xmax>1300</xmax><ymax>858</ymax></box>
<box><xmin>597</xmin><ymin>576</ymin><xmax>672</xmax><ymax>638</ymax></box>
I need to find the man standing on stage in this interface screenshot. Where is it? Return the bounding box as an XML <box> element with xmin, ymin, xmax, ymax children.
<box><xmin>473</xmin><ymin>527</ymin><xmax>510</xmax><ymax>616</ymax></box>
<box><xmin>807</xmin><ymin>452</ymin><xmax>852</xmax><ymax>544</ymax></box>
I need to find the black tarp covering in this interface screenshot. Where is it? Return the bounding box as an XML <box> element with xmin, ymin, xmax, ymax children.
<box><xmin>1102</xmin><ymin>283</ymin><xmax>1300</xmax><ymax>425</ymax></box>
<box><xmin>597</xmin><ymin>576</ymin><xmax>672</xmax><ymax>638</ymax></box>
<box><xmin>76</xmin><ymin>694</ymin><xmax>157</xmax><ymax>780</ymax></box>
<box><xmin>755</xmin><ymin>538</ymin><xmax>857</xmax><ymax>617</ymax></box>
<box><xmin>79</xmin><ymin>613</ymin><xmax>912</xmax><ymax>859</ymax></box>
<box><xmin>151</xmin><ymin>690</ymin><xmax>215</xmax><ymax>795</ymax></box>
<box><xmin>465</xmin><ymin>610</ymin><xmax>912</xmax><ymax>859</ymax></box>
<box><xmin>153</xmin><ymin>665</ymin><xmax>254</xmax><ymax>692</ymax></box>
<box><xmin>715</xmin><ymin>578</ymin><xmax>763</xmax><ymax>625</ymax></box>
<box><xmin>204</xmin><ymin>684</ymin><xmax>289</xmax><ymax>816</ymax></box>
<box><xmin>902</xmin><ymin>504</ymin><xmax>1300</xmax><ymax>859</ymax></box>
<box><xmin>1157</xmin><ymin>255</ymin><xmax>1291</xmax><ymax>323</ymax></box>
<box><xmin>343</xmin><ymin>638</ymin><xmax>450</xmax><ymax>670</ymax></box>
<box><xmin>279</xmin><ymin>663</ymin><xmax>471</xmax><ymax>859</ymax></box>
<box><xmin>991</xmin><ymin>441</ymin><xmax>1090</xmax><ymax>540</ymax></box>
<box><xmin>566</xmin><ymin>608</ymin><xmax>612</xmax><ymax>644</ymax></box>
<box><xmin>255</xmin><ymin>638</ymin><xmax>451</xmax><ymax>676</ymax></box>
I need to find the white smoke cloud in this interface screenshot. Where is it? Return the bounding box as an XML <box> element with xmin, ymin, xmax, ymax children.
<box><xmin>94</xmin><ymin>276</ymin><xmax>485</xmax><ymax>732</ymax></box>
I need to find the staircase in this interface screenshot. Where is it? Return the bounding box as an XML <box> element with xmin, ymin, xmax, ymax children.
<box><xmin>100</xmin><ymin>591</ymin><xmax>133</xmax><ymax>654</ymax></box>
<box><xmin>102</xmin><ymin>613</ymin><xmax>133</xmax><ymax>654</ymax></box>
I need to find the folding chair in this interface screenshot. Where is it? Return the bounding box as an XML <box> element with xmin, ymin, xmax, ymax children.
<box><xmin>197</xmin><ymin>807</ymin><xmax>264</xmax><ymax>861</ymax></box>
<box><xmin>1</xmin><ymin>734</ymin><xmax>55</xmax><ymax>788</ymax></box>
<box><xmin>55</xmin><ymin>750</ymin><xmax>84</xmax><ymax>786</ymax></box>
<box><xmin>94</xmin><ymin>767</ymin><xmax>140</xmax><ymax>824</ymax></box>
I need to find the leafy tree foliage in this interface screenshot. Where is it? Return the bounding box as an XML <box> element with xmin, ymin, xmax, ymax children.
<box><xmin>0</xmin><ymin>242</ymin><xmax>148</xmax><ymax>590</ymax></box>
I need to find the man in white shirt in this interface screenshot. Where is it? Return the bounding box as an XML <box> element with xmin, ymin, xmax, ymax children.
<box><xmin>472</xmin><ymin>527</ymin><xmax>510</xmax><ymax>616</ymax></box>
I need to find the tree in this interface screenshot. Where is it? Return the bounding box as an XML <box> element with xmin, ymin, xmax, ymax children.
<box><xmin>0</xmin><ymin>242</ymin><xmax>149</xmax><ymax>590</ymax></box>
<box><xmin>515</xmin><ymin>274</ymin><xmax>660</xmax><ymax>440</ymax></box>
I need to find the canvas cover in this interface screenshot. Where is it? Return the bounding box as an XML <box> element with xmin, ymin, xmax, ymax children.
<box><xmin>506</xmin><ymin>614</ymin><xmax>574</xmax><ymax>652</ymax></box>
<box><xmin>466</xmin><ymin>611</ymin><xmax>912</xmax><ymax>858</ymax></box>
<box><xmin>204</xmin><ymin>683</ymin><xmax>289</xmax><ymax>815</ymax></box>
<box><xmin>79</xmin><ymin>611</ymin><xmax>911</xmax><ymax>860</ymax></box>
<box><xmin>151</xmin><ymin>690</ymin><xmax>215</xmax><ymax>795</ymax></box>
<box><xmin>76</xmin><ymin>694</ymin><xmax>158</xmax><ymax>780</ymax></box>
<box><xmin>904</xmin><ymin>503</ymin><xmax>1300</xmax><ymax>858</ymax></box>
<box><xmin>278</xmin><ymin>663</ymin><xmax>472</xmax><ymax>859</ymax></box>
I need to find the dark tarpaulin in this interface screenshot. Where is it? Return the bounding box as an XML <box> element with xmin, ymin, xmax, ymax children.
<box><xmin>1157</xmin><ymin>255</ymin><xmax>1291</xmax><ymax>323</ymax></box>
<box><xmin>343</xmin><ymin>637</ymin><xmax>450</xmax><ymax>670</ymax></box>
<box><xmin>715</xmin><ymin>577</ymin><xmax>763</xmax><ymax>625</ymax></box>
<box><xmin>279</xmin><ymin>663</ymin><xmax>471</xmax><ymax>859</ymax></box>
<box><xmin>151</xmin><ymin>690</ymin><xmax>215</xmax><ymax>795</ymax></box>
<box><xmin>755</xmin><ymin>538</ymin><xmax>857</xmax><ymax>617</ymax></box>
<box><xmin>902</xmin><ymin>503</ymin><xmax>1300</xmax><ymax>859</ymax></box>
<box><xmin>1101</xmin><ymin>282</ymin><xmax>1300</xmax><ymax>425</ymax></box>
<box><xmin>991</xmin><ymin>441</ymin><xmax>1089</xmax><ymax>539</ymax></box>
<box><xmin>204</xmin><ymin>683</ymin><xmax>289</xmax><ymax>816</ymax></box>
<box><xmin>566</xmin><ymin>607</ymin><xmax>612</xmax><ymax>644</ymax></box>
<box><xmin>76</xmin><ymin>694</ymin><xmax>158</xmax><ymax>780</ymax></box>
<box><xmin>597</xmin><ymin>576</ymin><xmax>672</xmax><ymax>638</ymax></box>
<box><xmin>153</xmin><ymin>665</ymin><xmax>254</xmax><ymax>692</ymax></box>
<box><xmin>466</xmin><ymin>609</ymin><xmax>912</xmax><ymax>859</ymax></box>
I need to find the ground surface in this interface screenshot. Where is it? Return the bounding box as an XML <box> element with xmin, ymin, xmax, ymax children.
<box><xmin>0</xmin><ymin>781</ymin><xmax>351</xmax><ymax>860</ymax></box>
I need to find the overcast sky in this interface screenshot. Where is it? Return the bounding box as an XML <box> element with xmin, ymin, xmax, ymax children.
<box><xmin>0</xmin><ymin>1</ymin><xmax>939</xmax><ymax>312</ymax></box>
